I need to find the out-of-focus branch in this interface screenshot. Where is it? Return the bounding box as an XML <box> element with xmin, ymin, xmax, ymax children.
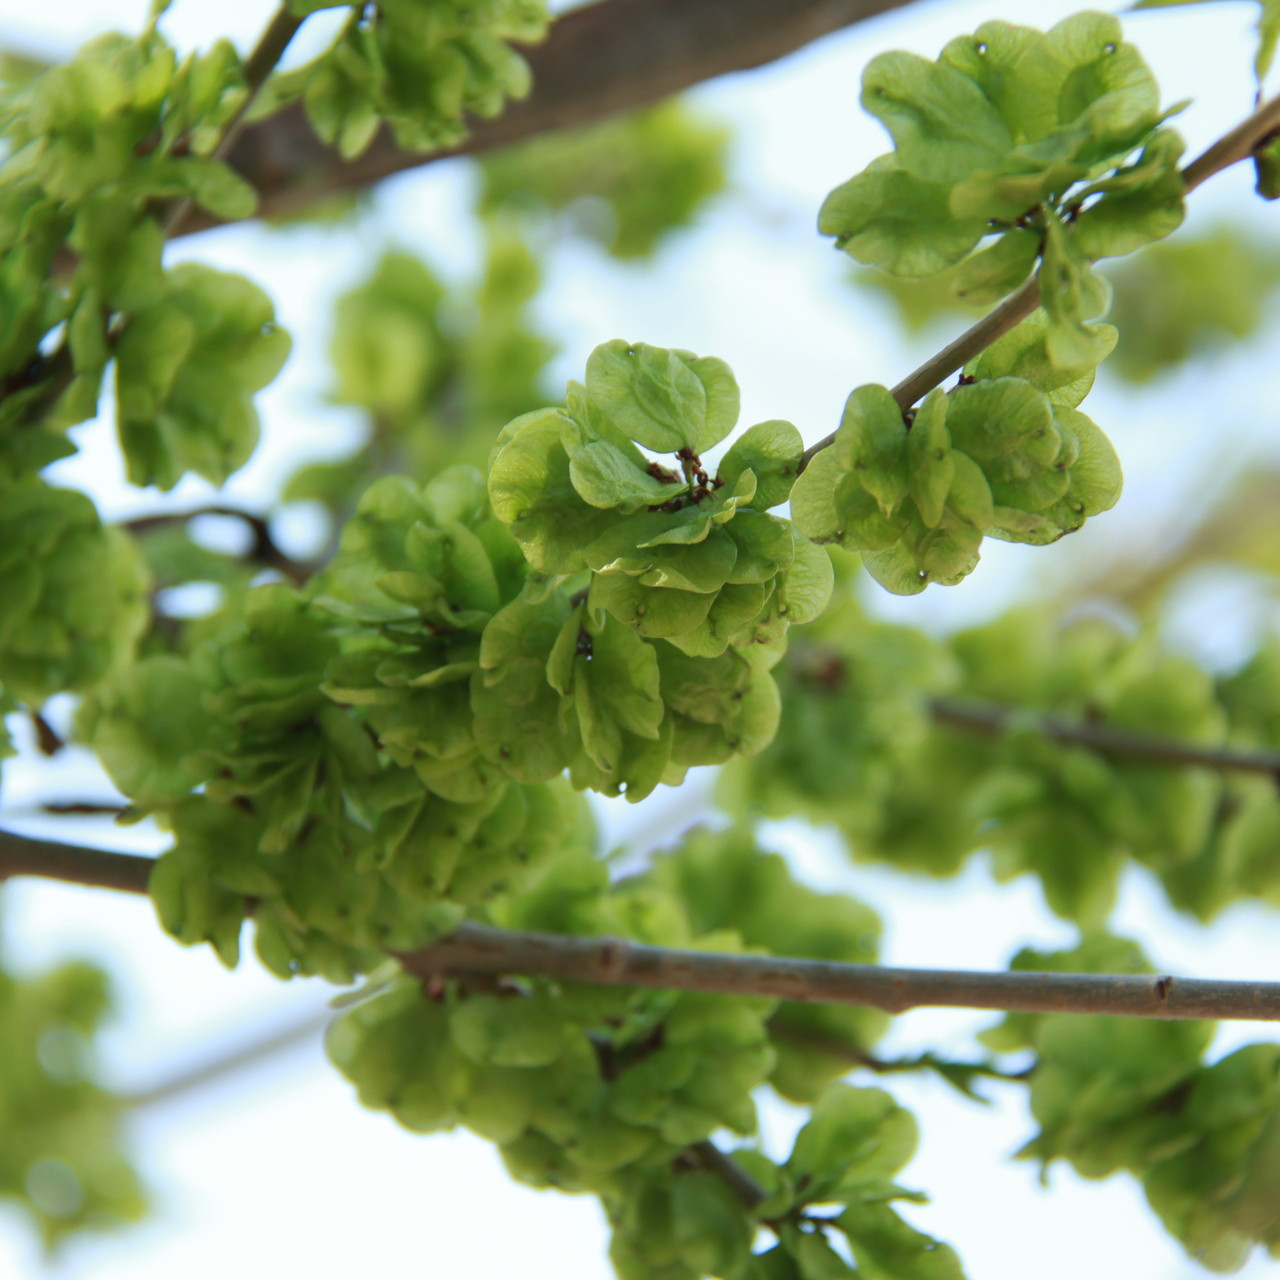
<box><xmin>122</xmin><ymin>506</ymin><xmax>312</xmax><ymax>585</ymax></box>
<box><xmin>178</xmin><ymin>0</ymin><xmax>918</xmax><ymax>234</ymax></box>
<box><xmin>929</xmin><ymin>696</ymin><xmax>1280</xmax><ymax>778</ymax></box>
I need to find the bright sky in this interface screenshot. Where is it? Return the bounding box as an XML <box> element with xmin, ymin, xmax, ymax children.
<box><xmin>2</xmin><ymin>2</ymin><xmax>1280</xmax><ymax>1279</ymax></box>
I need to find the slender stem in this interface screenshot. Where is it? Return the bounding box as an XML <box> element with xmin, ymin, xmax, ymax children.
<box><xmin>796</xmin><ymin>89</ymin><xmax>1280</xmax><ymax>473</ymax></box>
<box><xmin>689</xmin><ymin>1141</ymin><xmax>768</xmax><ymax>1209</ymax></box>
<box><xmin>162</xmin><ymin>5</ymin><xmax>306</xmax><ymax>240</ymax></box>
<box><xmin>122</xmin><ymin>1007</ymin><xmax>332</xmax><ymax>1109</ymax></box>
<box><xmin>930</xmin><ymin>696</ymin><xmax>1280</xmax><ymax>777</ymax></box>
<box><xmin>123</xmin><ymin>505</ymin><xmax>312</xmax><ymax>584</ymax></box>
<box><xmin>7</xmin><ymin>833</ymin><xmax>1280</xmax><ymax>1023</ymax></box>
<box><xmin>1182</xmin><ymin>89</ymin><xmax>1280</xmax><ymax>193</ymax></box>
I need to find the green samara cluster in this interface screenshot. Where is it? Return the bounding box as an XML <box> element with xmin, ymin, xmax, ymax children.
<box><xmin>820</xmin><ymin>12</ymin><xmax>1186</xmax><ymax>366</ymax></box>
<box><xmin>791</xmin><ymin>317</ymin><xmax>1122</xmax><ymax>593</ymax></box>
<box><xmin>268</xmin><ymin>0</ymin><xmax>550</xmax><ymax>158</ymax></box>
<box><xmin>723</xmin><ymin>601</ymin><xmax>1245</xmax><ymax>925</ymax></box>
<box><xmin>488</xmin><ymin>339</ymin><xmax>832</xmax><ymax>654</ymax></box>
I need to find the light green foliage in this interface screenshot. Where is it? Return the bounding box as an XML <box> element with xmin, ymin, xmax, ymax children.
<box><xmin>821</xmin><ymin>15</ymin><xmax>1185</xmax><ymax>363</ymax></box>
<box><xmin>981</xmin><ymin>935</ymin><xmax>1280</xmax><ymax>1269</ymax></box>
<box><xmin>262</xmin><ymin>0</ymin><xmax>550</xmax><ymax>158</ymax></box>
<box><xmin>13</xmin><ymin>2</ymin><xmax>1280</xmax><ymax>1276</ymax></box>
<box><xmin>490</xmin><ymin>340</ymin><xmax>830</xmax><ymax>658</ymax></box>
<box><xmin>0</xmin><ymin>18</ymin><xmax>289</xmax><ymax>503</ymax></box>
<box><xmin>0</xmin><ymin>941</ymin><xmax>145</xmax><ymax>1248</ymax></box>
<box><xmin>479</xmin><ymin>99</ymin><xmax>729</xmax><ymax>259</ymax></box>
<box><xmin>647</xmin><ymin>826</ymin><xmax>889</xmax><ymax>1102</ymax></box>
<box><xmin>1105</xmin><ymin>226</ymin><xmax>1280</xmax><ymax>380</ymax></box>
<box><xmin>0</xmin><ymin>478</ymin><xmax>148</xmax><ymax>703</ymax></box>
<box><xmin>285</xmin><ymin>229</ymin><xmax>554</xmax><ymax>516</ymax></box>
<box><xmin>315</xmin><ymin>464</ymin><xmax>790</xmax><ymax>802</ymax></box>
<box><xmin>115</xmin><ymin>264</ymin><xmax>291</xmax><ymax>489</ymax></box>
<box><xmin>326</xmin><ymin>830</ymin><xmax>961</xmax><ymax>1279</ymax></box>
<box><xmin>727</xmin><ymin>603</ymin><xmax>1241</xmax><ymax>925</ymax></box>
<box><xmin>790</xmin><ymin>330</ymin><xmax>1121</xmax><ymax>593</ymax></box>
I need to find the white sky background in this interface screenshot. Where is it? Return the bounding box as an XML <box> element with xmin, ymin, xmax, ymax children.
<box><xmin>2</xmin><ymin>1</ymin><xmax>1280</xmax><ymax>1278</ymax></box>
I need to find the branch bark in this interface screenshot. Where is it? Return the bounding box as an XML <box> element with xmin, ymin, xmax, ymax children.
<box><xmin>181</xmin><ymin>0</ymin><xmax>918</xmax><ymax>234</ymax></box>
<box><xmin>928</xmin><ymin>696</ymin><xmax>1280</xmax><ymax>778</ymax></box>
<box><xmin>6</xmin><ymin>832</ymin><xmax>1280</xmax><ymax>1023</ymax></box>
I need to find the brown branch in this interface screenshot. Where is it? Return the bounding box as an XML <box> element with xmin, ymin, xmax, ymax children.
<box><xmin>122</xmin><ymin>505</ymin><xmax>312</xmax><ymax>584</ymax></box>
<box><xmin>930</xmin><ymin>696</ymin><xmax>1280</xmax><ymax>778</ymax></box>
<box><xmin>9</xmin><ymin>833</ymin><xmax>1280</xmax><ymax>1021</ymax></box>
<box><xmin>162</xmin><ymin>5</ymin><xmax>306</xmax><ymax>239</ymax></box>
<box><xmin>1182</xmin><ymin>90</ymin><xmax>1280</xmax><ymax>194</ymax></box>
<box><xmin>688</xmin><ymin>1141</ymin><xmax>768</xmax><ymax>1208</ymax></box>
<box><xmin>0</xmin><ymin>832</ymin><xmax>153</xmax><ymax>894</ymax></box>
<box><xmin>402</xmin><ymin>923</ymin><xmax>1280</xmax><ymax>1021</ymax></box>
<box><xmin>177</xmin><ymin>0</ymin><xmax>919</xmax><ymax>234</ymax></box>
<box><xmin>797</xmin><ymin>89</ymin><xmax>1280</xmax><ymax>472</ymax></box>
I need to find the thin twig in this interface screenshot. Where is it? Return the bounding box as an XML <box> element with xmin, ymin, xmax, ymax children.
<box><xmin>162</xmin><ymin>5</ymin><xmax>306</xmax><ymax>240</ymax></box>
<box><xmin>930</xmin><ymin>696</ymin><xmax>1280</xmax><ymax>778</ymax></box>
<box><xmin>6</xmin><ymin>834</ymin><xmax>1280</xmax><ymax>1023</ymax></box>
<box><xmin>123</xmin><ymin>505</ymin><xmax>312</xmax><ymax>584</ymax></box>
<box><xmin>1182</xmin><ymin>90</ymin><xmax>1280</xmax><ymax>193</ymax></box>
<box><xmin>688</xmin><ymin>1141</ymin><xmax>768</xmax><ymax>1208</ymax></box>
<box><xmin>796</xmin><ymin>89</ymin><xmax>1280</xmax><ymax>472</ymax></box>
<box><xmin>121</xmin><ymin>1007</ymin><xmax>332</xmax><ymax>1109</ymax></box>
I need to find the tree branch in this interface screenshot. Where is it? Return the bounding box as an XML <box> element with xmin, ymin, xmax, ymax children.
<box><xmin>929</xmin><ymin>696</ymin><xmax>1280</xmax><ymax>778</ymax></box>
<box><xmin>163</xmin><ymin>4</ymin><xmax>306</xmax><ymax>239</ymax></box>
<box><xmin>797</xmin><ymin>89</ymin><xmax>1280</xmax><ymax>472</ymax></box>
<box><xmin>0</xmin><ymin>832</ymin><xmax>154</xmax><ymax>894</ymax></box>
<box><xmin>6</xmin><ymin>832</ymin><xmax>1280</xmax><ymax>1023</ymax></box>
<box><xmin>121</xmin><ymin>1007</ymin><xmax>332</xmax><ymax>1109</ymax></box>
<box><xmin>122</xmin><ymin>505</ymin><xmax>312</xmax><ymax>585</ymax></box>
<box><xmin>178</xmin><ymin>0</ymin><xmax>918</xmax><ymax>235</ymax></box>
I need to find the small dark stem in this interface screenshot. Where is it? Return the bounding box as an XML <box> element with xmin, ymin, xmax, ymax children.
<box><xmin>929</xmin><ymin>695</ymin><xmax>1280</xmax><ymax>778</ymax></box>
<box><xmin>689</xmin><ymin>1140</ymin><xmax>768</xmax><ymax>1209</ymax></box>
<box><xmin>162</xmin><ymin>6</ymin><xmax>306</xmax><ymax>240</ymax></box>
<box><xmin>122</xmin><ymin>505</ymin><xmax>312</xmax><ymax>584</ymax></box>
<box><xmin>29</xmin><ymin>708</ymin><xmax>64</xmax><ymax>757</ymax></box>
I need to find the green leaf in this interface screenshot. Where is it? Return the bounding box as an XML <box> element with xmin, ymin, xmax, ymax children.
<box><xmin>115</xmin><ymin>264</ymin><xmax>290</xmax><ymax>490</ymax></box>
<box><xmin>788</xmin><ymin>1084</ymin><xmax>919</xmax><ymax>1203</ymax></box>
<box><xmin>950</xmin><ymin>228</ymin><xmax>1041</xmax><ymax>307</ymax></box>
<box><xmin>488</xmin><ymin>409</ymin><xmax>617</xmax><ymax>573</ymax></box>
<box><xmin>718</xmin><ymin>419</ymin><xmax>804</xmax><ymax>510</ymax></box>
<box><xmin>836</xmin><ymin>1203</ymin><xmax>966</xmax><ymax>1280</ymax></box>
<box><xmin>906</xmin><ymin>389</ymin><xmax>953</xmax><ymax>528</ymax></box>
<box><xmin>76</xmin><ymin>655</ymin><xmax>219</xmax><ymax>804</ymax></box>
<box><xmin>569</xmin><ymin>438</ymin><xmax>686</xmax><ymax>511</ymax></box>
<box><xmin>1072</xmin><ymin>130</ymin><xmax>1186</xmax><ymax>260</ymax></box>
<box><xmin>1038</xmin><ymin>212</ymin><xmax>1113</xmax><ymax>369</ymax></box>
<box><xmin>585</xmin><ymin>339</ymin><xmax>740</xmax><ymax>454</ymax></box>
<box><xmin>820</xmin><ymin>157</ymin><xmax>989</xmax><ymax>276</ymax></box>
<box><xmin>860</xmin><ymin>50</ymin><xmax>1012</xmax><ymax>183</ymax></box>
